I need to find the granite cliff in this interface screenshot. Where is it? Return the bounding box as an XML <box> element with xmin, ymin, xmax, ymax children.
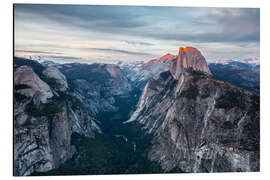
<box><xmin>126</xmin><ymin>47</ymin><xmax>259</xmax><ymax>172</ymax></box>
<box><xmin>170</xmin><ymin>47</ymin><xmax>211</xmax><ymax>79</ymax></box>
<box><xmin>13</xmin><ymin>58</ymin><xmax>101</xmax><ymax>176</ymax></box>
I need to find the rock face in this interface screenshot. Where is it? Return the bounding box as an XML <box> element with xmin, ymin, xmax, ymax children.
<box><xmin>170</xmin><ymin>47</ymin><xmax>211</xmax><ymax>79</ymax></box>
<box><xmin>13</xmin><ymin>57</ymin><xmax>101</xmax><ymax>176</ymax></box>
<box><xmin>14</xmin><ymin>106</ymin><xmax>76</xmax><ymax>176</ymax></box>
<box><xmin>126</xmin><ymin>47</ymin><xmax>259</xmax><ymax>172</ymax></box>
<box><xmin>42</xmin><ymin>66</ymin><xmax>68</xmax><ymax>91</ymax></box>
<box><xmin>14</xmin><ymin>66</ymin><xmax>53</xmax><ymax>104</ymax></box>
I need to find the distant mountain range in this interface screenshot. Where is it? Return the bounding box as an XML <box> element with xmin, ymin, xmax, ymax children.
<box><xmin>19</xmin><ymin>55</ymin><xmax>260</xmax><ymax>68</ymax></box>
<box><xmin>210</xmin><ymin>58</ymin><xmax>259</xmax><ymax>66</ymax></box>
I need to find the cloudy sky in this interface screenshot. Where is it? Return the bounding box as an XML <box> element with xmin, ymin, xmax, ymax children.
<box><xmin>14</xmin><ymin>4</ymin><xmax>260</xmax><ymax>62</ymax></box>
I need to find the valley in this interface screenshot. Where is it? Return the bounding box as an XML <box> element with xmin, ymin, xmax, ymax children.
<box><xmin>13</xmin><ymin>47</ymin><xmax>260</xmax><ymax>175</ymax></box>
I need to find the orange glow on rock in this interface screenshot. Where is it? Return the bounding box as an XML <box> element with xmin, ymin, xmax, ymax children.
<box><xmin>184</xmin><ymin>46</ymin><xmax>198</xmax><ymax>52</ymax></box>
<box><xmin>178</xmin><ymin>46</ymin><xmax>198</xmax><ymax>56</ymax></box>
<box><xmin>179</xmin><ymin>47</ymin><xmax>184</xmax><ymax>55</ymax></box>
<box><xmin>144</xmin><ymin>53</ymin><xmax>176</xmax><ymax>66</ymax></box>
<box><xmin>144</xmin><ymin>46</ymin><xmax>199</xmax><ymax>66</ymax></box>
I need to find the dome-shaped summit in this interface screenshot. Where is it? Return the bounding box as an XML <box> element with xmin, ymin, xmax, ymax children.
<box><xmin>170</xmin><ymin>46</ymin><xmax>211</xmax><ymax>79</ymax></box>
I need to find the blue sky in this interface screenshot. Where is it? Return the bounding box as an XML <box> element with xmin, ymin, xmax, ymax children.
<box><xmin>14</xmin><ymin>4</ymin><xmax>260</xmax><ymax>62</ymax></box>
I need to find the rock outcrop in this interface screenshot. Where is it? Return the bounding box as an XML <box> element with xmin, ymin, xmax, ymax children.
<box><xmin>13</xmin><ymin>58</ymin><xmax>101</xmax><ymax>176</ymax></box>
<box><xmin>43</xmin><ymin>66</ymin><xmax>68</xmax><ymax>92</ymax></box>
<box><xmin>14</xmin><ymin>65</ymin><xmax>53</xmax><ymax>104</ymax></box>
<box><xmin>13</xmin><ymin>105</ymin><xmax>76</xmax><ymax>176</ymax></box>
<box><xmin>126</xmin><ymin>47</ymin><xmax>259</xmax><ymax>172</ymax></box>
<box><xmin>170</xmin><ymin>47</ymin><xmax>211</xmax><ymax>79</ymax></box>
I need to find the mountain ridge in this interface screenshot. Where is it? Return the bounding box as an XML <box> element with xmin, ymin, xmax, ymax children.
<box><xmin>144</xmin><ymin>53</ymin><xmax>176</xmax><ymax>66</ymax></box>
<box><xmin>125</xmin><ymin>47</ymin><xmax>259</xmax><ymax>172</ymax></box>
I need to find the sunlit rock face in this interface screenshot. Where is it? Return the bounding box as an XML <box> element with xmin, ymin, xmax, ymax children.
<box><xmin>170</xmin><ymin>47</ymin><xmax>211</xmax><ymax>79</ymax></box>
<box><xmin>144</xmin><ymin>53</ymin><xmax>177</xmax><ymax>66</ymax></box>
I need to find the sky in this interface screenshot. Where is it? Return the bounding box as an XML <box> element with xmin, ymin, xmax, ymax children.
<box><xmin>14</xmin><ymin>4</ymin><xmax>260</xmax><ymax>63</ymax></box>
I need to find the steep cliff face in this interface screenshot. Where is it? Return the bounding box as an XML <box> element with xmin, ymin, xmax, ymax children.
<box><xmin>13</xmin><ymin>57</ymin><xmax>101</xmax><ymax>176</ymax></box>
<box><xmin>170</xmin><ymin>47</ymin><xmax>211</xmax><ymax>79</ymax></box>
<box><xmin>14</xmin><ymin>66</ymin><xmax>53</xmax><ymax>104</ymax></box>
<box><xmin>126</xmin><ymin>47</ymin><xmax>259</xmax><ymax>172</ymax></box>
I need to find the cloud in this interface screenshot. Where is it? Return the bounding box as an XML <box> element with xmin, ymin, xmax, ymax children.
<box><xmin>16</xmin><ymin>5</ymin><xmax>259</xmax><ymax>44</ymax></box>
<box><xmin>139</xmin><ymin>30</ymin><xmax>259</xmax><ymax>43</ymax></box>
<box><xmin>14</xmin><ymin>4</ymin><xmax>260</xmax><ymax>61</ymax></box>
<box><xmin>133</xmin><ymin>8</ymin><xmax>260</xmax><ymax>44</ymax></box>
<box><xmin>48</xmin><ymin>55</ymin><xmax>82</xmax><ymax>60</ymax></box>
<box><xmin>15</xmin><ymin>49</ymin><xmax>63</xmax><ymax>55</ymax></box>
<box><xmin>206</xmin><ymin>8</ymin><xmax>260</xmax><ymax>41</ymax></box>
<box><xmin>122</xmin><ymin>40</ymin><xmax>154</xmax><ymax>46</ymax></box>
<box><xmin>86</xmin><ymin>48</ymin><xmax>152</xmax><ymax>56</ymax></box>
<box><xmin>14</xmin><ymin>4</ymin><xmax>148</xmax><ymax>32</ymax></box>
